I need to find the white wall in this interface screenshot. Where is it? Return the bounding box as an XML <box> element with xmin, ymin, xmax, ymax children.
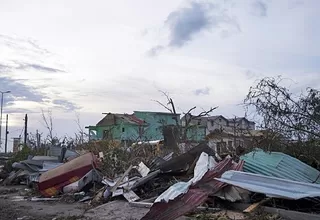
<box><xmin>207</xmin><ymin>117</ymin><xmax>228</xmax><ymax>132</ymax></box>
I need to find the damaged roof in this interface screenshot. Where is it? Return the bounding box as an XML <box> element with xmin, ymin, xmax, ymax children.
<box><xmin>241</xmin><ymin>148</ymin><xmax>320</xmax><ymax>184</ymax></box>
<box><xmin>97</xmin><ymin>113</ymin><xmax>146</xmax><ymax>126</ymax></box>
<box><xmin>216</xmin><ymin>171</ymin><xmax>320</xmax><ymax>200</ymax></box>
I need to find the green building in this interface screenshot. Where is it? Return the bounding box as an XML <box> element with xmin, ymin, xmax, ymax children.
<box><xmin>86</xmin><ymin>113</ymin><xmax>147</xmax><ymax>142</ymax></box>
<box><xmin>181</xmin><ymin>114</ymin><xmax>207</xmax><ymax>142</ymax></box>
<box><xmin>86</xmin><ymin>111</ymin><xmax>181</xmax><ymax>142</ymax></box>
<box><xmin>133</xmin><ymin>111</ymin><xmax>180</xmax><ymax>140</ymax></box>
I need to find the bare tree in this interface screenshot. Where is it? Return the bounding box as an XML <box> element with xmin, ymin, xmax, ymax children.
<box><xmin>74</xmin><ymin>112</ymin><xmax>88</xmax><ymax>145</ymax></box>
<box><xmin>154</xmin><ymin>90</ymin><xmax>218</xmax><ymax>142</ymax></box>
<box><xmin>244</xmin><ymin>76</ymin><xmax>320</xmax><ymax>141</ymax></box>
<box><xmin>243</xmin><ymin>76</ymin><xmax>320</xmax><ymax>167</ymax></box>
<box><xmin>41</xmin><ymin>109</ymin><xmax>60</xmax><ymax>145</ymax></box>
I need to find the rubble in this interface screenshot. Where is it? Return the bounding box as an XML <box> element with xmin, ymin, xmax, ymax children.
<box><xmin>38</xmin><ymin>152</ymin><xmax>98</xmax><ymax>197</ymax></box>
<box><xmin>2</xmin><ymin>142</ymin><xmax>320</xmax><ymax>220</ymax></box>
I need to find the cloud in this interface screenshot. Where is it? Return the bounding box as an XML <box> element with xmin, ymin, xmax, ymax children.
<box><xmin>16</xmin><ymin>62</ymin><xmax>64</xmax><ymax>73</ymax></box>
<box><xmin>4</xmin><ymin>108</ymin><xmax>38</xmax><ymax>114</ymax></box>
<box><xmin>0</xmin><ymin>63</ymin><xmax>11</xmax><ymax>73</ymax></box>
<box><xmin>0</xmin><ymin>34</ymin><xmax>50</xmax><ymax>55</ymax></box>
<box><xmin>0</xmin><ymin>61</ymin><xmax>64</xmax><ymax>74</ymax></box>
<box><xmin>0</xmin><ymin>76</ymin><xmax>47</xmax><ymax>104</ymax></box>
<box><xmin>194</xmin><ymin>87</ymin><xmax>210</xmax><ymax>96</ymax></box>
<box><xmin>288</xmin><ymin>0</ymin><xmax>304</xmax><ymax>9</ymax></box>
<box><xmin>146</xmin><ymin>45</ymin><xmax>164</xmax><ymax>57</ymax></box>
<box><xmin>0</xmin><ymin>76</ymin><xmax>79</xmax><ymax>113</ymax></box>
<box><xmin>245</xmin><ymin>70</ymin><xmax>259</xmax><ymax>79</ymax></box>
<box><xmin>0</xmin><ymin>34</ymin><xmax>65</xmax><ymax>74</ymax></box>
<box><xmin>252</xmin><ymin>1</ymin><xmax>267</xmax><ymax>17</ymax></box>
<box><xmin>52</xmin><ymin>99</ymin><xmax>80</xmax><ymax>112</ymax></box>
<box><xmin>165</xmin><ymin>2</ymin><xmax>213</xmax><ymax>48</ymax></box>
<box><xmin>148</xmin><ymin>1</ymin><xmax>241</xmax><ymax>56</ymax></box>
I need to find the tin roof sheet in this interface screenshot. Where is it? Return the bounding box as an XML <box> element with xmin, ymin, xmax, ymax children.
<box><xmin>216</xmin><ymin>171</ymin><xmax>320</xmax><ymax>200</ymax></box>
<box><xmin>240</xmin><ymin>148</ymin><xmax>320</xmax><ymax>183</ymax></box>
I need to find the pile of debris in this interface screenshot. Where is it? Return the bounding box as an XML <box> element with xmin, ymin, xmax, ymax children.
<box><xmin>2</xmin><ymin>142</ymin><xmax>320</xmax><ymax>220</ymax></box>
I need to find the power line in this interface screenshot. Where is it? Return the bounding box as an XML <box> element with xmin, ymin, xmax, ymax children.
<box><xmin>19</xmin><ymin>126</ymin><xmax>24</xmax><ymax>138</ymax></box>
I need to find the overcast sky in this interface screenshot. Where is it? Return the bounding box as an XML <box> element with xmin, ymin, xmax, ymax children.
<box><xmin>0</xmin><ymin>0</ymin><xmax>319</xmax><ymax>151</ymax></box>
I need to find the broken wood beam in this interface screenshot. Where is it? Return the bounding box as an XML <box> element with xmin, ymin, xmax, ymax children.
<box><xmin>243</xmin><ymin>198</ymin><xmax>272</xmax><ymax>213</ymax></box>
<box><xmin>129</xmin><ymin>201</ymin><xmax>221</xmax><ymax>212</ymax></box>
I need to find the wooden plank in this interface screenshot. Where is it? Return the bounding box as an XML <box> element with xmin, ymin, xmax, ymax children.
<box><xmin>243</xmin><ymin>198</ymin><xmax>271</xmax><ymax>213</ymax></box>
<box><xmin>110</xmin><ymin>165</ymin><xmax>133</xmax><ymax>193</ymax></box>
<box><xmin>129</xmin><ymin>202</ymin><xmax>221</xmax><ymax>212</ymax></box>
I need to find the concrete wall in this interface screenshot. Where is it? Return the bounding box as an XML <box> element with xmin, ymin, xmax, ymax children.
<box><xmin>207</xmin><ymin>117</ymin><xmax>229</xmax><ymax>132</ymax></box>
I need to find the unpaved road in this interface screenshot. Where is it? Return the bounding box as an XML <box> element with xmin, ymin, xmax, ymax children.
<box><xmin>0</xmin><ymin>196</ymin><xmax>86</xmax><ymax>220</ymax></box>
<box><xmin>0</xmin><ymin>186</ymin><xmax>86</xmax><ymax>220</ymax></box>
<box><xmin>0</xmin><ymin>186</ymin><xmax>190</xmax><ymax>220</ymax></box>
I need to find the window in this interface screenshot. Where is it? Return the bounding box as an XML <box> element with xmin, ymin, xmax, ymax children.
<box><xmin>122</xmin><ymin>127</ymin><xmax>125</xmax><ymax>132</ymax></box>
<box><xmin>198</xmin><ymin>120</ymin><xmax>201</xmax><ymax>125</ymax></box>
<box><xmin>211</xmin><ymin>120</ymin><xmax>214</xmax><ymax>126</ymax></box>
<box><xmin>228</xmin><ymin>141</ymin><xmax>233</xmax><ymax>147</ymax></box>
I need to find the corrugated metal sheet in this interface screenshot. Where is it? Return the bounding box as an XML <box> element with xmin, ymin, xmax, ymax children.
<box><xmin>48</xmin><ymin>146</ymin><xmax>79</xmax><ymax>159</ymax></box>
<box><xmin>216</xmin><ymin>171</ymin><xmax>320</xmax><ymax>200</ymax></box>
<box><xmin>142</xmin><ymin>189</ymin><xmax>208</xmax><ymax>220</ymax></box>
<box><xmin>241</xmin><ymin>148</ymin><xmax>320</xmax><ymax>183</ymax></box>
<box><xmin>141</xmin><ymin>158</ymin><xmax>244</xmax><ymax>220</ymax></box>
<box><xmin>214</xmin><ymin>186</ymin><xmax>250</xmax><ymax>202</ymax></box>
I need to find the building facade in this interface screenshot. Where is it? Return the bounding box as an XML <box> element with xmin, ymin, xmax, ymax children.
<box><xmin>86</xmin><ymin>111</ymin><xmax>180</xmax><ymax>142</ymax></box>
<box><xmin>181</xmin><ymin>114</ymin><xmax>256</xmax><ymax>145</ymax></box>
<box><xmin>86</xmin><ymin>113</ymin><xmax>147</xmax><ymax>142</ymax></box>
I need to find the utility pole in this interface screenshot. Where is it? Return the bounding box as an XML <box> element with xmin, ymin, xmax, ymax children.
<box><xmin>4</xmin><ymin>114</ymin><xmax>8</xmax><ymax>153</ymax></box>
<box><xmin>233</xmin><ymin>116</ymin><xmax>236</xmax><ymax>149</ymax></box>
<box><xmin>24</xmin><ymin>114</ymin><xmax>28</xmax><ymax>146</ymax></box>
<box><xmin>0</xmin><ymin>90</ymin><xmax>11</xmax><ymax>149</ymax></box>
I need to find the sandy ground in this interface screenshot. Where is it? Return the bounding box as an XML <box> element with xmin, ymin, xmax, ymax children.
<box><xmin>0</xmin><ymin>186</ymin><xmax>249</xmax><ymax>220</ymax></box>
<box><xmin>0</xmin><ymin>186</ymin><xmax>85</xmax><ymax>220</ymax></box>
<box><xmin>82</xmin><ymin>200</ymin><xmax>190</xmax><ymax>220</ymax></box>
<box><xmin>0</xmin><ymin>186</ymin><xmax>190</xmax><ymax>220</ymax></box>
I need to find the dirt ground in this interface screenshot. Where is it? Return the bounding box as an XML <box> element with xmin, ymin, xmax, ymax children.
<box><xmin>0</xmin><ymin>186</ymin><xmax>189</xmax><ymax>220</ymax></box>
<box><xmin>0</xmin><ymin>185</ymin><xmax>87</xmax><ymax>220</ymax></box>
<box><xmin>0</xmin><ymin>186</ymin><xmax>267</xmax><ymax>220</ymax></box>
<box><xmin>0</xmin><ymin>187</ymin><xmax>86</xmax><ymax>220</ymax></box>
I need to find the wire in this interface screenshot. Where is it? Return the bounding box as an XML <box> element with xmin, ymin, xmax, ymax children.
<box><xmin>19</xmin><ymin>126</ymin><xmax>24</xmax><ymax>138</ymax></box>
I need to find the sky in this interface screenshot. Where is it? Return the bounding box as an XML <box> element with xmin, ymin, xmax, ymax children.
<box><xmin>0</xmin><ymin>0</ymin><xmax>319</xmax><ymax>151</ymax></box>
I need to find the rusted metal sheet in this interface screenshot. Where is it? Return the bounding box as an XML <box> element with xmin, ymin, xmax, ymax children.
<box><xmin>142</xmin><ymin>189</ymin><xmax>208</xmax><ymax>220</ymax></box>
<box><xmin>38</xmin><ymin>153</ymin><xmax>97</xmax><ymax>197</ymax></box>
<box><xmin>141</xmin><ymin>158</ymin><xmax>244</xmax><ymax>220</ymax></box>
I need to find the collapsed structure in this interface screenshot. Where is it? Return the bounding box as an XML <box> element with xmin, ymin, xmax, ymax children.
<box><xmin>1</xmin><ymin>141</ymin><xmax>320</xmax><ymax>220</ymax></box>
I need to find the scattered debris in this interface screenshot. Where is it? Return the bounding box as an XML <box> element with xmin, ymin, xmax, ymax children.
<box><xmin>38</xmin><ymin>153</ymin><xmax>98</xmax><ymax>197</ymax></box>
<box><xmin>2</xmin><ymin>142</ymin><xmax>320</xmax><ymax>220</ymax></box>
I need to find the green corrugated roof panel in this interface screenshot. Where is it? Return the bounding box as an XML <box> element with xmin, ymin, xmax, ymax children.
<box><xmin>241</xmin><ymin>148</ymin><xmax>320</xmax><ymax>184</ymax></box>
